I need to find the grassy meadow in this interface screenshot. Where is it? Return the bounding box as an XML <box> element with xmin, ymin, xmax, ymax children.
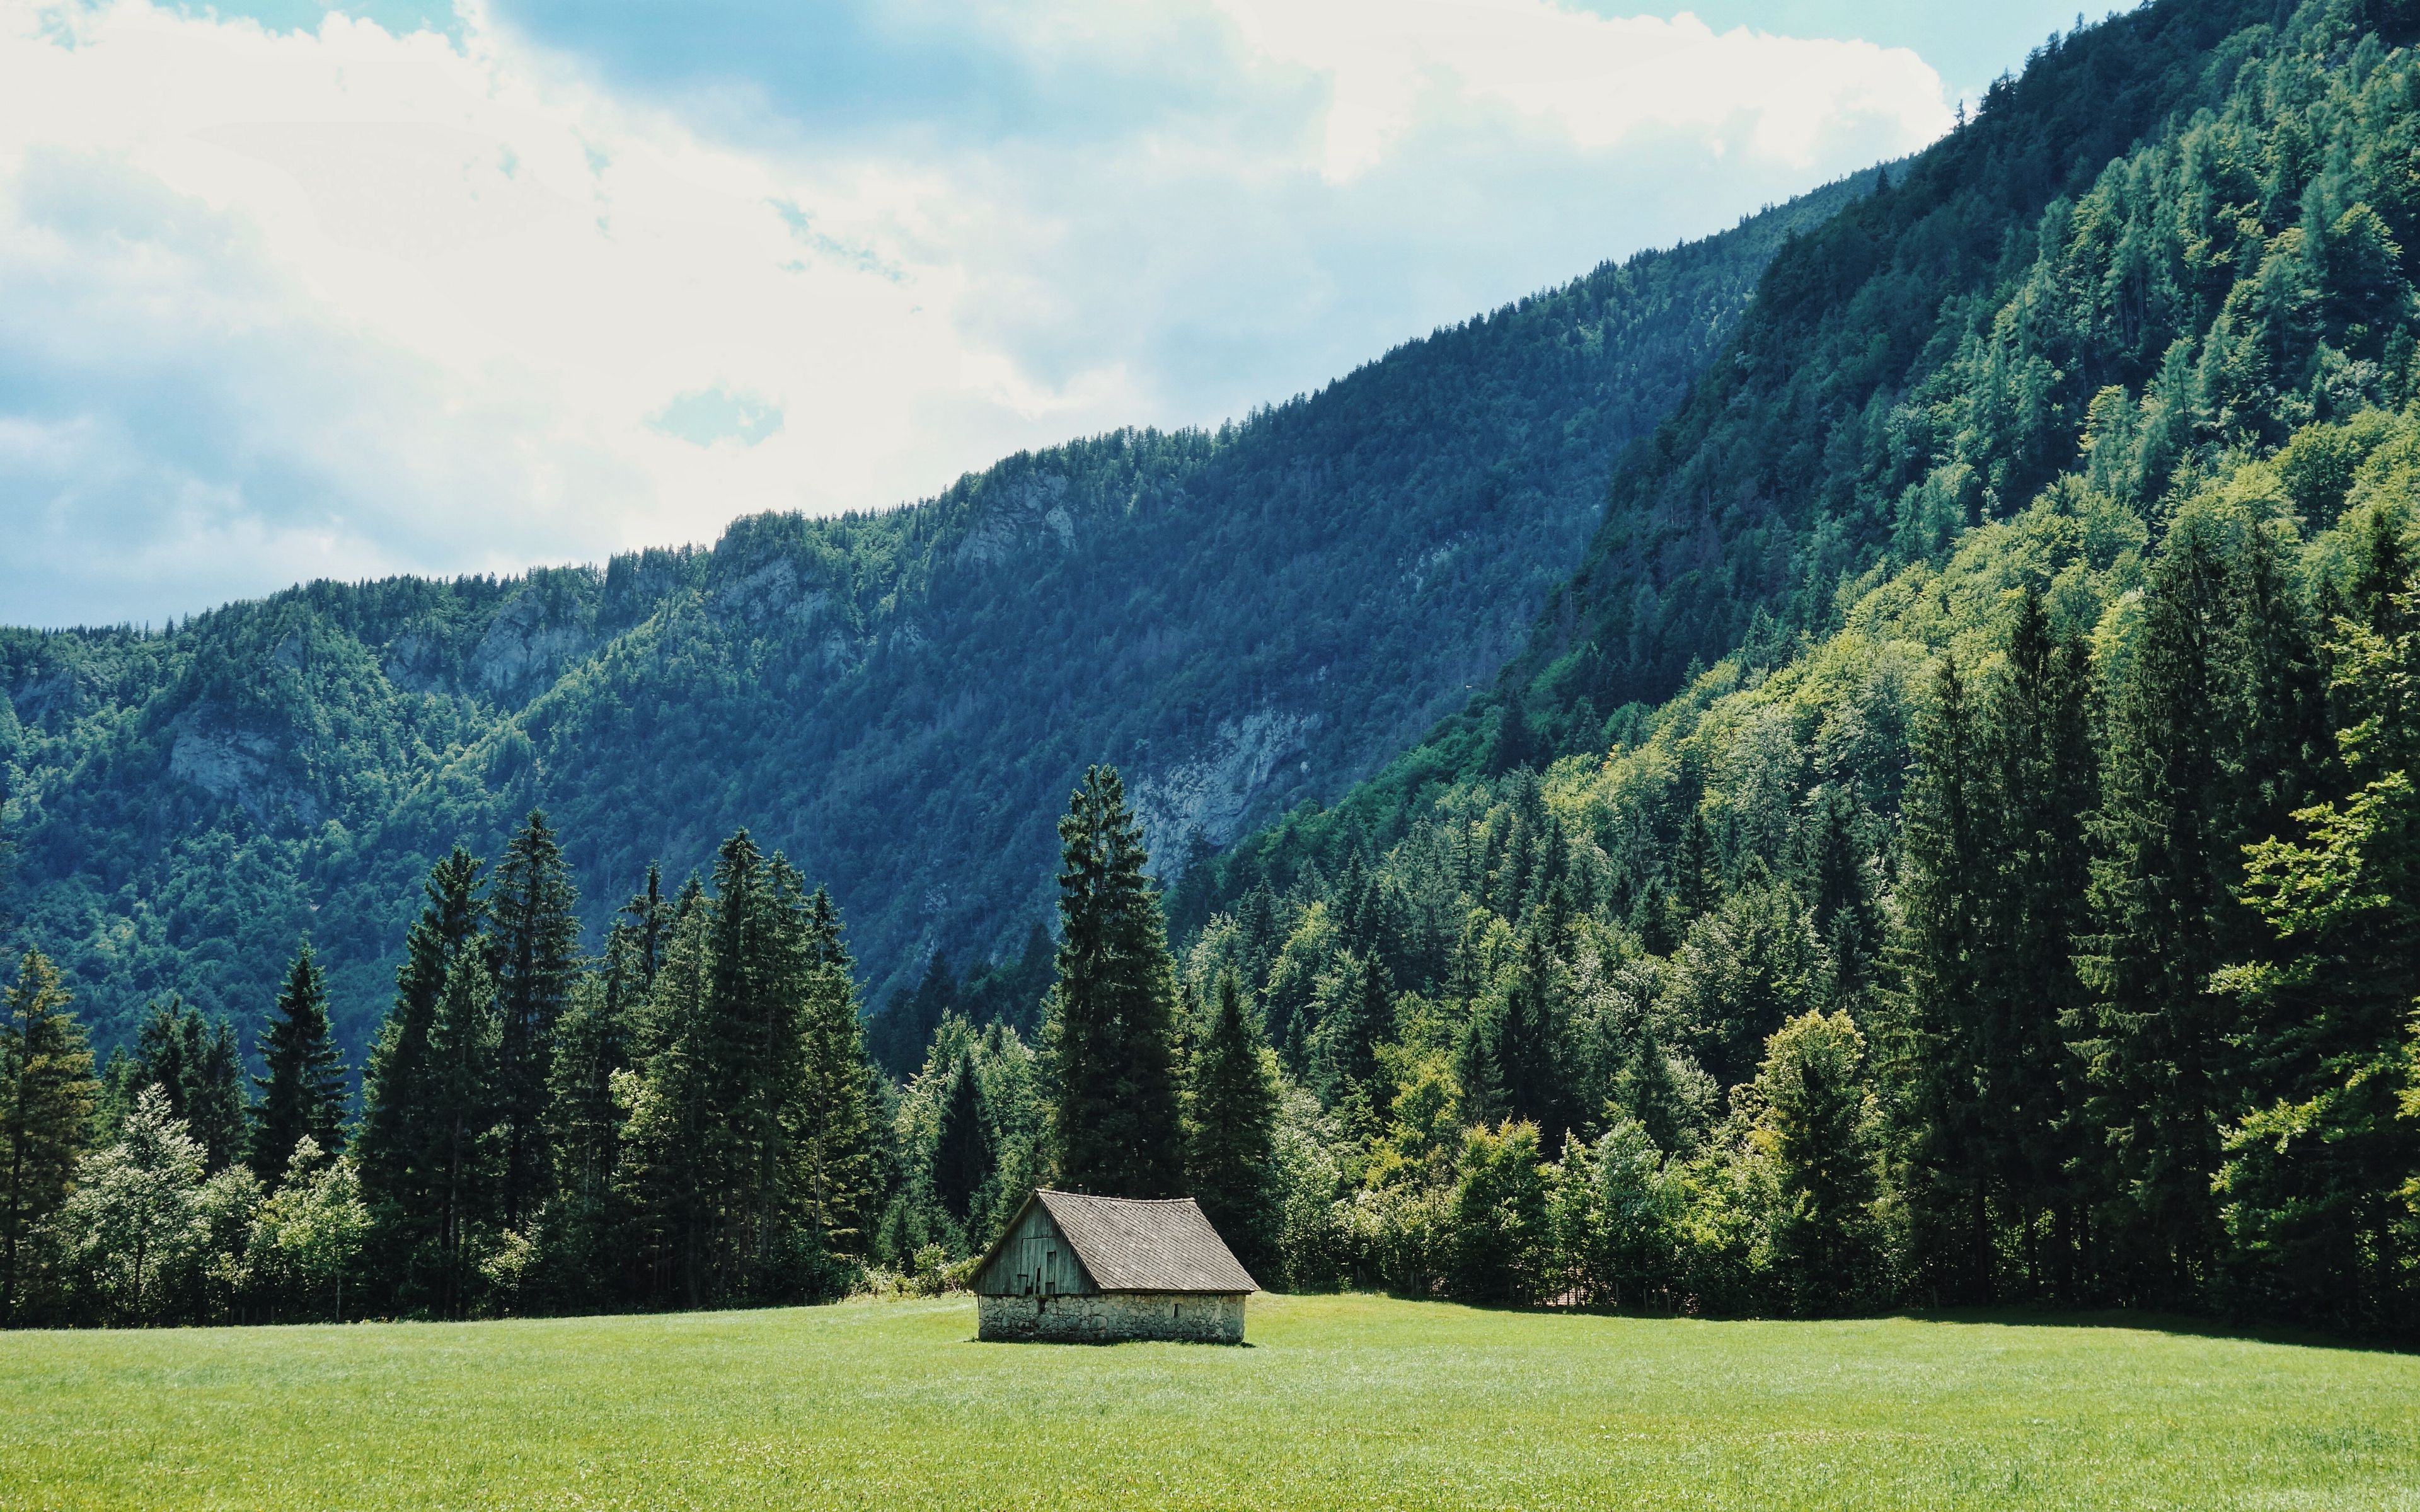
<box><xmin>3</xmin><ymin>1293</ymin><xmax>2416</xmax><ymax>1509</ymax></box>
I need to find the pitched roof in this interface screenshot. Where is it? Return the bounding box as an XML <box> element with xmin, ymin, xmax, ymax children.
<box><xmin>982</xmin><ymin>1190</ymin><xmax>1259</xmax><ymax>1293</ymax></box>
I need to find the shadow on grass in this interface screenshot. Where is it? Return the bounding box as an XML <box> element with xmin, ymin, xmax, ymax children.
<box><xmin>1340</xmin><ymin>1288</ymin><xmax>2417</xmax><ymax>1358</ymax></box>
<box><xmin>963</xmin><ymin>1336</ymin><xmax>1257</xmax><ymax>1348</ymax></box>
<box><xmin>1880</xmin><ymin>1305</ymin><xmax>2420</xmax><ymax>1358</ymax></box>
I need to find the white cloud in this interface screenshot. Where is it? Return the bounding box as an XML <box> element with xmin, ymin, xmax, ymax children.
<box><xmin>0</xmin><ymin>0</ymin><xmax>1954</xmax><ymax>626</ymax></box>
<box><xmin>1215</xmin><ymin>0</ymin><xmax>1943</xmax><ymax>180</ymax></box>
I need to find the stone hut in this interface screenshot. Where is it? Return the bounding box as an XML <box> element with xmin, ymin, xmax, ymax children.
<box><xmin>970</xmin><ymin>1189</ymin><xmax>1257</xmax><ymax>1343</ymax></box>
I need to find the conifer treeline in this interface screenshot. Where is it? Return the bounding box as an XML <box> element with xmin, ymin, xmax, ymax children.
<box><xmin>0</xmin><ymin>770</ymin><xmax>1254</xmax><ymax>1324</ymax></box>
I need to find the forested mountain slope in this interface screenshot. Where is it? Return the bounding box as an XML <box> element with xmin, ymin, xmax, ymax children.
<box><xmin>1180</xmin><ymin>0</ymin><xmax>2400</xmax><ymax>917</ymax></box>
<box><xmin>1143</xmin><ymin>0</ymin><xmax>2420</xmax><ymax>1332</ymax></box>
<box><xmin>0</xmin><ymin>168</ymin><xmax>1871</xmax><ymax>1055</ymax></box>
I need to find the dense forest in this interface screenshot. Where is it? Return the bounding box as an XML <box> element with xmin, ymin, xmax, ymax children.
<box><xmin>0</xmin><ymin>166</ymin><xmax>1872</xmax><ymax>1066</ymax></box>
<box><xmin>8</xmin><ymin>0</ymin><xmax>2420</xmax><ymax>1339</ymax></box>
<box><xmin>1144</xmin><ymin>0</ymin><xmax>2420</xmax><ymax>1334</ymax></box>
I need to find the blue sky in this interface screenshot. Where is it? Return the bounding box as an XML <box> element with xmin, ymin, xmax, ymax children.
<box><xmin>0</xmin><ymin>1</ymin><xmax>2128</xmax><ymax>626</ymax></box>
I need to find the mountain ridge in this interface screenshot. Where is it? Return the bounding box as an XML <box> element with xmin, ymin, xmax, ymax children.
<box><xmin>0</xmin><ymin>166</ymin><xmax>1879</xmax><ymax>1053</ymax></box>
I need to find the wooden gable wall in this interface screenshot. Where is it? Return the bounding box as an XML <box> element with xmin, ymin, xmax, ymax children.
<box><xmin>974</xmin><ymin>1200</ymin><xmax>1097</xmax><ymax>1297</ymax></box>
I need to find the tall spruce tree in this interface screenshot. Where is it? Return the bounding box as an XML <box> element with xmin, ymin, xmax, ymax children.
<box><xmin>619</xmin><ymin>845</ymin><xmax>873</xmax><ymax>1303</ymax></box>
<box><xmin>1893</xmin><ymin>652</ymin><xmax>1995</xmax><ymax>1301</ymax></box>
<box><xmin>1494</xmin><ymin>918</ymin><xmax>1570</xmax><ymax>1151</ymax></box>
<box><xmin>490</xmin><ymin>810</ymin><xmax>582</xmax><ymax>1228</ymax></box>
<box><xmin>1</xmin><ymin>950</ymin><xmax>96</xmax><ymax>1322</ymax></box>
<box><xmin>625</xmin><ymin>861</ymin><xmax>668</xmax><ymax>994</ymax></box>
<box><xmin>931</xmin><ymin>1050</ymin><xmax>992</xmax><ymax>1222</ymax></box>
<box><xmin>544</xmin><ymin>965</ymin><xmax>633</xmax><ymax>1293</ymax></box>
<box><xmin>620</xmin><ymin>888</ymin><xmax>715</xmax><ymax>1309</ymax></box>
<box><xmin>549</xmin><ymin>907</ymin><xmax>649</xmax><ymax>1254</ymax></box>
<box><xmin>2077</xmin><ymin>516</ymin><xmax>2254</xmax><ymax>1304</ymax></box>
<box><xmin>354</xmin><ymin>847</ymin><xmax>487</xmax><ymax>1306</ymax></box>
<box><xmin>792</xmin><ymin>878</ymin><xmax>879</xmax><ymax>1266</ymax></box>
<box><xmin>1043</xmin><ymin>766</ymin><xmax>1185</xmax><ymax>1197</ymax></box>
<box><xmin>424</xmin><ymin>948</ymin><xmax>502</xmax><ymax>1316</ymax></box>
<box><xmin>697</xmin><ymin>830</ymin><xmax>793</xmax><ymax>1297</ymax></box>
<box><xmin>250</xmin><ymin>942</ymin><xmax>347</xmax><ymax>1188</ymax></box>
<box><xmin>1186</xmin><ymin>972</ymin><xmax>1278</xmax><ymax>1279</ymax></box>
<box><xmin>1806</xmin><ymin>787</ymin><xmax>1881</xmax><ymax>1017</ymax></box>
<box><xmin>1981</xmin><ymin>592</ymin><xmax>2101</xmax><ymax>1299</ymax></box>
<box><xmin>189</xmin><ymin>1016</ymin><xmax>248</xmax><ymax>1177</ymax></box>
<box><xmin>1316</xmin><ymin>952</ymin><xmax>1390</xmax><ymax>1103</ymax></box>
<box><xmin>128</xmin><ymin>997</ymin><xmax>195</xmax><ymax>1117</ymax></box>
<box><xmin>1674</xmin><ymin>805</ymin><xmax>1721</xmax><ymax>920</ymax></box>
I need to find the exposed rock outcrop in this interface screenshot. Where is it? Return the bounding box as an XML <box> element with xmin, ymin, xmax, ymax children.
<box><xmin>1132</xmin><ymin>708</ymin><xmax>1318</xmax><ymax>878</ymax></box>
<box><xmin>954</xmin><ymin>473</ymin><xmax>1076</xmax><ymax>569</ymax></box>
<box><xmin>166</xmin><ymin>706</ymin><xmax>319</xmax><ymax>830</ymax></box>
<box><xmin>474</xmin><ymin>591</ymin><xmax>599</xmax><ymax>699</ymax></box>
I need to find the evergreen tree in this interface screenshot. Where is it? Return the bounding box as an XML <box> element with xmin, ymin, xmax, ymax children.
<box><xmin>1979</xmin><ymin>591</ymin><xmax>2100</xmax><ymax>1299</ymax></box>
<box><xmin>552</xmin><ymin>913</ymin><xmax>647</xmax><ymax>1216</ymax></box>
<box><xmin>620</xmin><ymin>838</ymin><xmax>872</xmax><ymax>1302</ymax></box>
<box><xmin>354</xmin><ymin>847</ymin><xmax>487</xmax><ymax>1307</ymax></box>
<box><xmin>125</xmin><ymin>996</ymin><xmax>249</xmax><ymax>1172</ymax></box>
<box><xmin>1042</xmin><ymin>766</ymin><xmax>1185</xmax><ymax>1197</ymax></box>
<box><xmin>1806</xmin><ymin>788</ymin><xmax>1881</xmax><ymax>1016</ymax></box>
<box><xmin>1673</xmin><ymin>868</ymin><xmax>1816</xmax><ymax>1092</ymax></box>
<box><xmin>696</xmin><ymin>830</ymin><xmax>795</xmax><ymax>1297</ymax></box>
<box><xmin>931</xmin><ymin>1050</ymin><xmax>992</xmax><ymax>1222</ymax></box>
<box><xmin>129</xmin><ymin>998</ymin><xmax>196</xmax><ymax>1120</ymax></box>
<box><xmin>620</xmin><ymin>892</ymin><xmax>714</xmax><ymax>1309</ymax></box>
<box><xmin>544</xmin><ymin>965</ymin><xmax>633</xmax><ymax>1295</ymax></box>
<box><xmin>793</xmin><ymin>882</ymin><xmax>879</xmax><ymax>1263</ymax></box>
<box><xmin>250</xmin><ymin>943</ymin><xmax>347</xmax><ymax>1189</ymax></box>
<box><xmin>2217</xmin><ymin>536</ymin><xmax>2420</xmax><ymax>1331</ymax></box>
<box><xmin>188</xmin><ymin>1016</ymin><xmax>250</xmax><ymax>1177</ymax></box>
<box><xmin>1186</xmin><ymin>973</ymin><xmax>1279</xmax><ymax>1280</ymax></box>
<box><xmin>2078</xmin><ymin>517</ymin><xmax>2252</xmax><ymax>1304</ymax></box>
<box><xmin>1</xmin><ymin>950</ymin><xmax>96</xmax><ymax>1322</ymax></box>
<box><xmin>1610</xmin><ymin>1025</ymin><xmax>1704</xmax><ymax>1160</ymax></box>
<box><xmin>625</xmin><ymin>861</ymin><xmax>668</xmax><ymax>994</ymax></box>
<box><xmin>490</xmin><ymin>809</ymin><xmax>582</xmax><ymax>1228</ymax></box>
<box><xmin>1493</xmin><ymin>919</ymin><xmax>1570</xmax><ymax>1150</ymax></box>
<box><xmin>872</xmin><ymin>951</ymin><xmax>958</xmax><ymax>1077</ymax></box>
<box><xmin>1893</xmin><ymin>653</ymin><xmax>1995</xmax><ymax>1301</ymax></box>
<box><xmin>1674</xmin><ymin>806</ymin><xmax>1720</xmax><ymax>920</ymax></box>
<box><xmin>1454</xmin><ymin>996</ymin><xmax>1509</xmax><ymax>1130</ymax></box>
<box><xmin>1315</xmin><ymin>952</ymin><xmax>1390</xmax><ymax>1103</ymax></box>
<box><xmin>424</xmin><ymin>948</ymin><xmax>502</xmax><ymax>1316</ymax></box>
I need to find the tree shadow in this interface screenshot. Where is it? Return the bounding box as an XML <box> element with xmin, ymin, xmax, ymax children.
<box><xmin>1878</xmin><ymin>1305</ymin><xmax>2420</xmax><ymax>1358</ymax></box>
<box><xmin>1337</xmin><ymin>1290</ymin><xmax>2417</xmax><ymax>1358</ymax></box>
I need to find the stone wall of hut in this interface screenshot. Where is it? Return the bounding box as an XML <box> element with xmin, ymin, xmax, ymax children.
<box><xmin>977</xmin><ymin>1292</ymin><xmax>1245</xmax><ymax>1344</ymax></box>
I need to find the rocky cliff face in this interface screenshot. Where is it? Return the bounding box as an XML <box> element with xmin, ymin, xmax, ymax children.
<box><xmin>471</xmin><ymin>589</ymin><xmax>601</xmax><ymax>699</ymax></box>
<box><xmin>1132</xmin><ymin>708</ymin><xmax>1320</xmax><ymax>878</ymax></box>
<box><xmin>166</xmin><ymin>709</ymin><xmax>319</xmax><ymax>832</ymax></box>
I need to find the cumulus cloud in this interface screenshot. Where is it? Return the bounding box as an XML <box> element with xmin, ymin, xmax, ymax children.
<box><xmin>0</xmin><ymin>0</ymin><xmax>1956</xmax><ymax>626</ymax></box>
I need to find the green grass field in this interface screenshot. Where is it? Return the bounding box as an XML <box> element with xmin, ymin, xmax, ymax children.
<box><xmin>3</xmin><ymin>1293</ymin><xmax>2416</xmax><ymax>1510</ymax></box>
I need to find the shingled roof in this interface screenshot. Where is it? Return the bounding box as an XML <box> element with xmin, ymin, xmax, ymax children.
<box><xmin>982</xmin><ymin>1190</ymin><xmax>1259</xmax><ymax>1293</ymax></box>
